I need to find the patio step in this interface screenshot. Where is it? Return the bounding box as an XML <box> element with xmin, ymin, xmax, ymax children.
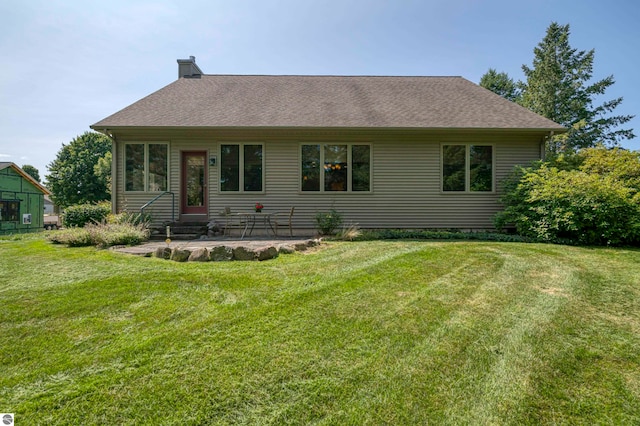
<box><xmin>149</xmin><ymin>221</ymin><xmax>209</xmax><ymax>241</ymax></box>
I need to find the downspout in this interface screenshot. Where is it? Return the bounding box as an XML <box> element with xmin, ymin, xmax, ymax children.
<box><xmin>110</xmin><ymin>133</ymin><xmax>117</xmax><ymax>215</ymax></box>
<box><xmin>98</xmin><ymin>129</ymin><xmax>117</xmax><ymax>215</ymax></box>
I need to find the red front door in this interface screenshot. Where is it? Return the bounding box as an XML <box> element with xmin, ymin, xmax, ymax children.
<box><xmin>181</xmin><ymin>151</ymin><xmax>208</xmax><ymax>216</ymax></box>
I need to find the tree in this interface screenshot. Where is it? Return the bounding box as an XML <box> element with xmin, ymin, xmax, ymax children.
<box><xmin>479</xmin><ymin>68</ymin><xmax>520</xmax><ymax>102</ymax></box>
<box><xmin>21</xmin><ymin>164</ymin><xmax>41</xmax><ymax>182</ymax></box>
<box><xmin>519</xmin><ymin>22</ymin><xmax>634</xmax><ymax>154</ymax></box>
<box><xmin>46</xmin><ymin>131</ymin><xmax>112</xmax><ymax>208</ymax></box>
<box><xmin>94</xmin><ymin>151</ymin><xmax>112</xmax><ymax>194</ymax></box>
<box><xmin>480</xmin><ymin>22</ymin><xmax>635</xmax><ymax>155</ymax></box>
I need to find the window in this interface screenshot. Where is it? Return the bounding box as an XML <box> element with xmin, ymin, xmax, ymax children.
<box><xmin>442</xmin><ymin>144</ymin><xmax>493</xmax><ymax>192</ymax></box>
<box><xmin>220</xmin><ymin>144</ymin><xmax>263</xmax><ymax>192</ymax></box>
<box><xmin>301</xmin><ymin>144</ymin><xmax>371</xmax><ymax>192</ymax></box>
<box><xmin>125</xmin><ymin>143</ymin><xmax>168</xmax><ymax>192</ymax></box>
<box><xmin>0</xmin><ymin>200</ymin><xmax>19</xmax><ymax>222</ymax></box>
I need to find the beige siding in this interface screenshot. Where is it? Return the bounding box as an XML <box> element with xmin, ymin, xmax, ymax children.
<box><xmin>113</xmin><ymin>129</ymin><xmax>544</xmax><ymax>230</ymax></box>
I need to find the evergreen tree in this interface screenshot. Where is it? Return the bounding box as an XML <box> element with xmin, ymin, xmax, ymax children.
<box><xmin>479</xmin><ymin>68</ymin><xmax>520</xmax><ymax>102</ymax></box>
<box><xmin>519</xmin><ymin>22</ymin><xmax>634</xmax><ymax>154</ymax></box>
<box><xmin>46</xmin><ymin>131</ymin><xmax>112</xmax><ymax>208</ymax></box>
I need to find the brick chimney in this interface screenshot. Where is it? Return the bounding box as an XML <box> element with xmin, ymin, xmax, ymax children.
<box><xmin>177</xmin><ymin>56</ymin><xmax>203</xmax><ymax>78</ymax></box>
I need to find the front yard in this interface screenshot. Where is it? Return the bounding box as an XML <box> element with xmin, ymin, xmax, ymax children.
<box><xmin>1</xmin><ymin>235</ymin><xmax>639</xmax><ymax>424</ymax></box>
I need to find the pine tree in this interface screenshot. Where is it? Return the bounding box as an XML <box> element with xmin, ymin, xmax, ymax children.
<box><xmin>519</xmin><ymin>22</ymin><xmax>634</xmax><ymax>154</ymax></box>
<box><xmin>479</xmin><ymin>68</ymin><xmax>520</xmax><ymax>102</ymax></box>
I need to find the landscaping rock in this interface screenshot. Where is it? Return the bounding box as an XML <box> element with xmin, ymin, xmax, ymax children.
<box><xmin>257</xmin><ymin>246</ymin><xmax>279</xmax><ymax>261</ymax></box>
<box><xmin>233</xmin><ymin>246</ymin><xmax>257</xmax><ymax>261</ymax></box>
<box><xmin>209</xmin><ymin>245</ymin><xmax>234</xmax><ymax>261</ymax></box>
<box><xmin>295</xmin><ymin>241</ymin><xmax>312</xmax><ymax>251</ymax></box>
<box><xmin>188</xmin><ymin>247</ymin><xmax>209</xmax><ymax>262</ymax></box>
<box><xmin>154</xmin><ymin>247</ymin><xmax>172</xmax><ymax>260</ymax></box>
<box><xmin>170</xmin><ymin>248</ymin><xmax>191</xmax><ymax>262</ymax></box>
<box><xmin>278</xmin><ymin>244</ymin><xmax>296</xmax><ymax>254</ymax></box>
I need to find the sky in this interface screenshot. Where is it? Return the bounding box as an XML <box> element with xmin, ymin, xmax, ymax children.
<box><xmin>1</xmin><ymin>0</ymin><xmax>639</xmax><ymax>179</ymax></box>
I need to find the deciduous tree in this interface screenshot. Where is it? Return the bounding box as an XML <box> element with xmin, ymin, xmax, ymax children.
<box><xmin>46</xmin><ymin>131</ymin><xmax>112</xmax><ymax>208</ymax></box>
<box><xmin>21</xmin><ymin>164</ymin><xmax>40</xmax><ymax>182</ymax></box>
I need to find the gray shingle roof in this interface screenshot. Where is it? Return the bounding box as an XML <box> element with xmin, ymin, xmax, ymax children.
<box><xmin>91</xmin><ymin>75</ymin><xmax>565</xmax><ymax>131</ymax></box>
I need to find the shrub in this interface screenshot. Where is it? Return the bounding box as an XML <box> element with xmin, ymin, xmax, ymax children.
<box><xmin>62</xmin><ymin>202</ymin><xmax>111</xmax><ymax>228</ymax></box>
<box><xmin>495</xmin><ymin>161</ymin><xmax>640</xmax><ymax>245</ymax></box>
<box><xmin>355</xmin><ymin>229</ymin><xmax>531</xmax><ymax>243</ymax></box>
<box><xmin>107</xmin><ymin>211</ymin><xmax>151</xmax><ymax>227</ymax></box>
<box><xmin>336</xmin><ymin>223</ymin><xmax>362</xmax><ymax>241</ymax></box>
<box><xmin>315</xmin><ymin>209</ymin><xmax>343</xmax><ymax>235</ymax></box>
<box><xmin>87</xmin><ymin>223</ymin><xmax>150</xmax><ymax>248</ymax></box>
<box><xmin>48</xmin><ymin>222</ymin><xmax>149</xmax><ymax>248</ymax></box>
<box><xmin>48</xmin><ymin>227</ymin><xmax>93</xmax><ymax>247</ymax></box>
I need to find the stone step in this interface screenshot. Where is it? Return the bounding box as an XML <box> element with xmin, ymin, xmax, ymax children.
<box><xmin>150</xmin><ymin>222</ymin><xmax>209</xmax><ymax>240</ymax></box>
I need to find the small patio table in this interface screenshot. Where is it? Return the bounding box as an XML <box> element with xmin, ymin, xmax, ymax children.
<box><xmin>239</xmin><ymin>212</ymin><xmax>275</xmax><ymax>239</ymax></box>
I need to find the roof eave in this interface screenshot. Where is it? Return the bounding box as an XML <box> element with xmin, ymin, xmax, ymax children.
<box><xmin>91</xmin><ymin>125</ymin><xmax>567</xmax><ymax>134</ymax></box>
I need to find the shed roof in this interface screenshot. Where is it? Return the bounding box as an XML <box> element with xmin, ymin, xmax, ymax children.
<box><xmin>92</xmin><ymin>75</ymin><xmax>565</xmax><ymax>132</ymax></box>
<box><xmin>0</xmin><ymin>162</ymin><xmax>51</xmax><ymax>195</ymax></box>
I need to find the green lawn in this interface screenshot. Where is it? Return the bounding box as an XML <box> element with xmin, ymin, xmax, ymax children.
<box><xmin>1</xmin><ymin>235</ymin><xmax>639</xmax><ymax>425</ymax></box>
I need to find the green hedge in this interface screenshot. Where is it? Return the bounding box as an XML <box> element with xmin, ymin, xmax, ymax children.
<box><xmin>62</xmin><ymin>202</ymin><xmax>111</xmax><ymax>228</ymax></box>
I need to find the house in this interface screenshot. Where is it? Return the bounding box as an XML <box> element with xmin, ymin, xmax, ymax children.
<box><xmin>0</xmin><ymin>163</ymin><xmax>51</xmax><ymax>235</ymax></box>
<box><xmin>91</xmin><ymin>56</ymin><xmax>564</xmax><ymax>233</ymax></box>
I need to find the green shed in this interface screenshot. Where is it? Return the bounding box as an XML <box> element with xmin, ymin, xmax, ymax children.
<box><xmin>0</xmin><ymin>162</ymin><xmax>51</xmax><ymax>235</ymax></box>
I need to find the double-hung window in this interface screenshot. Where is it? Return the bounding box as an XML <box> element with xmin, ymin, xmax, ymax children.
<box><xmin>220</xmin><ymin>144</ymin><xmax>264</xmax><ymax>192</ymax></box>
<box><xmin>301</xmin><ymin>144</ymin><xmax>371</xmax><ymax>192</ymax></box>
<box><xmin>442</xmin><ymin>144</ymin><xmax>493</xmax><ymax>192</ymax></box>
<box><xmin>125</xmin><ymin>143</ymin><xmax>168</xmax><ymax>192</ymax></box>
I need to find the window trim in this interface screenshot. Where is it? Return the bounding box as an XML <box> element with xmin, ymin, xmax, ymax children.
<box><xmin>218</xmin><ymin>142</ymin><xmax>265</xmax><ymax>193</ymax></box>
<box><xmin>441</xmin><ymin>143</ymin><xmax>495</xmax><ymax>193</ymax></box>
<box><xmin>123</xmin><ymin>142</ymin><xmax>169</xmax><ymax>193</ymax></box>
<box><xmin>299</xmin><ymin>143</ymin><xmax>373</xmax><ymax>193</ymax></box>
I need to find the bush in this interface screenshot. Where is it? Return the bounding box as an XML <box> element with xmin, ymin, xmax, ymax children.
<box><xmin>354</xmin><ymin>229</ymin><xmax>531</xmax><ymax>243</ymax></box>
<box><xmin>48</xmin><ymin>227</ymin><xmax>93</xmax><ymax>247</ymax></box>
<box><xmin>48</xmin><ymin>222</ymin><xmax>149</xmax><ymax>248</ymax></box>
<box><xmin>62</xmin><ymin>202</ymin><xmax>111</xmax><ymax>228</ymax></box>
<box><xmin>495</xmin><ymin>157</ymin><xmax>640</xmax><ymax>246</ymax></box>
<box><xmin>87</xmin><ymin>223</ymin><xmax>150</xmax><ymax>248</ymax></box>
<box><xmin>107</xmin><ymin>211</ymin><xmax>151</xmax><ymax>227</ymax></box>
<box><xmin>315</xmin><ymin>209</ymin><xmax>343</xmax><ymax>235</ymax></box>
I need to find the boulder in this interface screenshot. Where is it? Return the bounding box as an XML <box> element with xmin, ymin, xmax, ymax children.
<box><xmin>209</xmin><ymin>245</ymin><xmax>234</xmax><ymax>261</ymax></box>
<box><xmin>257</xmin><ymin>246</ymin><xmax>279</xmax><ymax>261</ymax></box>
<box><xmin>233</xmin><ymin>246</ymin><xmax>257</xmax><ymax>261</ymax></box>
<box><xmin>278</xmin><ymin>244</ymin><xmax>296</xmax><ymax>254</ymax></box>
<box><xmin>188</xmin><ymin>247</ymin><xmax>209</xmax><ymax>262</ymax></box>
<box><xmin>170</xmin><ymin>248</ymin><xmax>191</xmax><ymax>262</ymax></box>
<box><xmin>154</xmin><ymin>247</ymin><xmax>172</xmax><ymax>260</ymax></box>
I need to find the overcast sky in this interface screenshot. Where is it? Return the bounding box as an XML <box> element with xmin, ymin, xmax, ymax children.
<box><xmin>1</xmin><ymin>0</ymin><xmax>638</xmax><ymax>178</ymax></box>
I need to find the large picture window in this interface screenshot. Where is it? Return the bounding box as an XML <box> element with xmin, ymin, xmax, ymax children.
<box><xmin>220</xmin><ymin>144</ymin><xmax>263</xmax><ymax>192</ymax></box>
<box><xmin>301</xmin><ymin>144</ymin><xmax>371</xmax><ymax>192</ymax></box>
<box><xmin>125</xmin><ymin>143</ymin><xmax>168</xmax><ymax>192</ymax></box>
<box><xmin>442</xmin><ymin>144</ymin><xmax>493</xmax><ymax>192</ymax></box>
<box><xmin>0</xmin><ymin>200</ymin><xmax>19</xmax><ymax>222</ymax></box>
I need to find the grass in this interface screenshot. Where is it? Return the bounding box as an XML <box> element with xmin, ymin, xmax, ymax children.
<box><xmin>1</xmin><ymin>234</ymin><xmax>639</xmax><ymax>424</ymax></box>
